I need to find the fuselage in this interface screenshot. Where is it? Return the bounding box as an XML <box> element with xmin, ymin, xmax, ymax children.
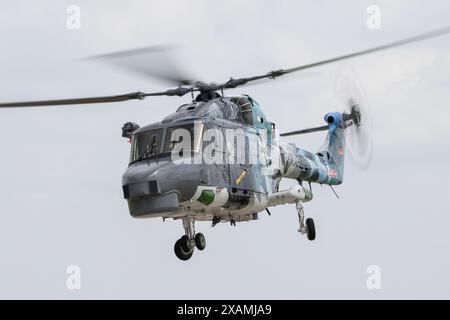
<box><xmin>121</xmin><ymin>95</ymin><xmax>344</xmax><ymax>222</ymax></box>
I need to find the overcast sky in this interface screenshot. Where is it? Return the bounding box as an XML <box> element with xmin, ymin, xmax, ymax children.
<box><xmin>0</xmin><ymin>0</ymin><xmax>449</xmax><ymax>299</ymax></box>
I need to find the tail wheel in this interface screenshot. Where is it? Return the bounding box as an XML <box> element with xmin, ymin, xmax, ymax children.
<box><xmin>195</xmin><ymin>233</ymin><xmax>206</xmax><ymax>251</ymax></box>
<box><xmin>174</xmin><ymin>239</ymin><xmax>193</xmax><ymax>261</ymax></box>
<box><xmin>306</xmin><ymin>218</ymin><xmax>316</xmax><ymax>241</ymax></box>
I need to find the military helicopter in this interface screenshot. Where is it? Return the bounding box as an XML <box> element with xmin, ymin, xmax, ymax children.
<box><xmin>1</xmin><ymin>27</ymin><xmax>449</xmax><ymax>260</ymax></box>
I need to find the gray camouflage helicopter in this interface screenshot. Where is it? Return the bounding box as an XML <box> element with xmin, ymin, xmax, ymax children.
<box><xmin>1</xmin><ymin>27</ymin><xmax>449</xmax><ymax>260</ymax></box>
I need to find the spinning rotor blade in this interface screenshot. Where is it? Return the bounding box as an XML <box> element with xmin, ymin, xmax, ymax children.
<box><xmin>216</xmin><ymin>26</ymin><xmax>450</xmax><ymax>90</ymax></box>
<box><xmin>280</xmin><ymin>125</ymin><xmax>329</xmax><ymax>137</ymax></box>
<box><xmin>84</xmin><ymin>45</ymin><xmax>200</xmax><ymax>87</ymax></box>
<box><xmin>1</xmin><ymin>26</ymin><xmax>449</xmax><ymax>108</ymax></box>
<box><xmin>0</xmin><ymin>87</ymin><xmax>193</xmax><ymax>108</ymax></box>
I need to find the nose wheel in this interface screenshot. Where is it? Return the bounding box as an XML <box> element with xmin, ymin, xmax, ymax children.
<box><xmin>174</xmin><ymin>217</ymin><xmax>206</xmax><ymax>261</ymax></box>
<box><xmin>296</xmin><ymin>201</ymin><xmax>316</xmax><ymax>241</ymax></box>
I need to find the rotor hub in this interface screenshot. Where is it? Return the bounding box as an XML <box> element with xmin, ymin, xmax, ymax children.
<box><xmin>350</xmin><ymin>105</ymin><xmax>362</xmax><ymax>127</ymax></box>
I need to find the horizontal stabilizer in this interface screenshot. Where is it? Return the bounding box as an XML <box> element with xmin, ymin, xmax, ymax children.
<box><xmin>280</xmin><ymin>125</ymin><xmax>328</xmax><ymax>137</ymax></box>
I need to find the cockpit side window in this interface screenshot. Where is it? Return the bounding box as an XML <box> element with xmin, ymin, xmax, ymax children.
<box><xmin>163</xmin><ymin>124</ymin><xmax>196</xmax><ymax>153</ymax></box>
<box><xmin>231</xmin><ymin>96</ymin><xmax>253</xmax><ymax>125</ymax></box>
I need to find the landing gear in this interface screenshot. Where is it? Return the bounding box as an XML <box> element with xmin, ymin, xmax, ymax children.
<box><xmin>296</xmin><ymin>201</ymin><xmax>316</xmax><ymax>241</ymax></box>
<box><xmin>195</xmin><ymin>233</ymin><xmax>206</xmax><ymax>250</ymax></box>
<box><xmin>180</xmin><ymin>235</ymin><xmax>191</xmax><ymax>252</ymax></box>
<box><xmin>174</xmin><ymin>238</ymin><xmax>193</xmax><ymax>261</ymax></box>
<box><xmin>305</xmin><ymin>218</ymin><xmax>316</xmax><ymax>241</ymax></box>
<box><xmin>174</xmin><ymin>217</ymin><xmax>206</xmax><ymax>261</ymax></box>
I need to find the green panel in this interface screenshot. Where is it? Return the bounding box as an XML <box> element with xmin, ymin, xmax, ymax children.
<box><xmin>198</xmin><ymin>190</ymin><xmax>215</xmax><ymax>205</ymax></box>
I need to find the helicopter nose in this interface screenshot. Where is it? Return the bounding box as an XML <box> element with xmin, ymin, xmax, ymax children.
<box><xmin>122</xmin><ymin>161</ymin><xmax>201</xmax><ymax>218</ymax></box>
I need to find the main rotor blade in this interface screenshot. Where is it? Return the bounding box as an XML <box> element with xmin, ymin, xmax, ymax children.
<box><xmin>220</xmin><ymin>25</ymin><xmax>450</xmax><ymax>90</ymax></box>
<box><xmin>280</xmin><ymin>125</ymin><xmax>329</xmax><ymax>137</ymax></box>
<box><xmin>0</xmin><ymin>87</ymin><xmax>193</xmax><ymax>108</ymax></box>
<box><xmin>84</xmin><ymin>45</ymin><xmax>199</xmax><ymax>86</ymax></box>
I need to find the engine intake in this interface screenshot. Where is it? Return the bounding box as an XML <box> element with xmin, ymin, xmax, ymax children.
<box><xmin>324</xmin><ymin>112</ymin><xmax>343</xmax><ymax>126</ymax></box>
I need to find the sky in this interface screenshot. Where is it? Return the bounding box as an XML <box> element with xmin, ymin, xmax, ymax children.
<box><xmin>0</xmin><ymin>0</ymin><xmax>449</xmax><ymax>299</ymax></box>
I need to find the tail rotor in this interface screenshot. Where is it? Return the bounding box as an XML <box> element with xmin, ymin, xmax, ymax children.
<box><xmin>335</xmin><ymin>67</ymin><xmax>373</xmax><ymax>169</ymax></box>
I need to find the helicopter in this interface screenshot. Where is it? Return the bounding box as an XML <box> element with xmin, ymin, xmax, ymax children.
<box><xmin>1</xmin><ymin>26</ymin><xmax>449</xmax><ymax>260</ymax></box>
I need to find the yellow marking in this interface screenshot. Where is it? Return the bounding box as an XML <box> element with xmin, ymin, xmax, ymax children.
<box><xmin>235</xmin><ymin>169</ymin><xmax>248</xmax><ymax>185</ymax></box>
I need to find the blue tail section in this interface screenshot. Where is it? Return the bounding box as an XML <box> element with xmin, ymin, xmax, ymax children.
<box><xmin>280</xmin><ymin>111</ymin><xmax>347</xmax><ymax>186</ymax></box>
<box><xmin>318</xmin><ymin>112</ymin><xmax>346</xmax><ymax>185</ymax></box>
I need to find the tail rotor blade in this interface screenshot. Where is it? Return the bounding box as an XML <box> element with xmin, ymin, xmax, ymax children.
<box><xmin>335</xmin><ymin>66</ymin><xmax>373</xmax><ymax>169</ymax></box>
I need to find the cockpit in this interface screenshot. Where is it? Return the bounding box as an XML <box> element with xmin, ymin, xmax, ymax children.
<box><xmin>129</xmin><ymin>123</ymin><xmax>203</xmax><ymax>164</ymax></box>
<box><xmin>127</xmin><ymin>95</ymin><xmax>268</xmax><ymax>165</ymax></box>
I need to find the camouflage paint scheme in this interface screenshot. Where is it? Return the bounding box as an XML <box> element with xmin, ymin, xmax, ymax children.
<box><xmin>121</xmin><ymin>95</ymin><xmax>347</xmax><ymax>222</ymax></box>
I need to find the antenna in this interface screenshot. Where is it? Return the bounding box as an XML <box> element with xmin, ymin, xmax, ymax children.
<box><xmin>329</xmin><ymin>185</ymin><xmax>340</xmax><ymax>199</ymax></box>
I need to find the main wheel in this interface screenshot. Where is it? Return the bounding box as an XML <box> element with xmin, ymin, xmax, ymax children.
<box><xmin>306</xmin><ymin>218</ymin><xmax>316</xmax><ymax>241</ymax></box>
<box><xmin>195</xmin><ymin>233</ymin><xmax>206</xmax><ymax>251</ymax></box>
<box><xmin>174</xmin><ymin>239</ymin><xmax>193</xmax><ymax>261</ymax></box>
<box><xmin>180</xmin><ymin>235</ymin><xmax>191</xmax><ymax>252</ymax></box>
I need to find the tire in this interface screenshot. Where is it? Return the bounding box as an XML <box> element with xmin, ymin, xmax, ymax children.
<box><xmin>195</xmin><ymin>233</ymin><xmax>206</xmax><ymax>251</ymax></box>
<box><xmin>174</xmin><ymin>239</ymin><xmax>193</xmax><ymax>261</ymax></box>
<box><xmin>306</xmin><ymin>218</ymin><xmax>316</xmax><ymax>241</ymax></box>
<box><xmin>180</xmin><ymin>235</ymin><xmax>191</xmax><ymax>252</ymax></box>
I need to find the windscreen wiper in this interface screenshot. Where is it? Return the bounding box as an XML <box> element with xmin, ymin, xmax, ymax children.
<box><xmin>140</xmin><ymin>144</ymin><xmax>156</xmax><ymax>161</ymax></box>
<box><xmin>132</xmin><ymin>137</ymin><xmax>158</xmax><ymax>164</ymax></box>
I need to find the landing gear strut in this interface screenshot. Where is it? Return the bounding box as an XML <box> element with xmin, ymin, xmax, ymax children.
<box><xmin>174</xmin><ymin>216</ymin><xmax>206</xmax><ymax>261</ymax></box>
<box><xmin>296</xmin><ymin>201</ymin><xmax>316</xmax><ymax>241</ymax></box>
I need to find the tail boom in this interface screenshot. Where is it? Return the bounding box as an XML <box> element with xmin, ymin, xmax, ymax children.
<box><xmin>280</xmin><ymin>112</ymin><xmax>346</xmax><ymax>185</ymax></box>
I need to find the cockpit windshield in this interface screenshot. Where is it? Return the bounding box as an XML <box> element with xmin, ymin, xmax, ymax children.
<box><xmin>129</xmin><ymin>123</ymin><xmax>204</xmax><ymax>165</ymax></box>
<box><xmin>129</xmin><ymin>129</ymin><xmax>162</xmax><ymax>164</ymax></box>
